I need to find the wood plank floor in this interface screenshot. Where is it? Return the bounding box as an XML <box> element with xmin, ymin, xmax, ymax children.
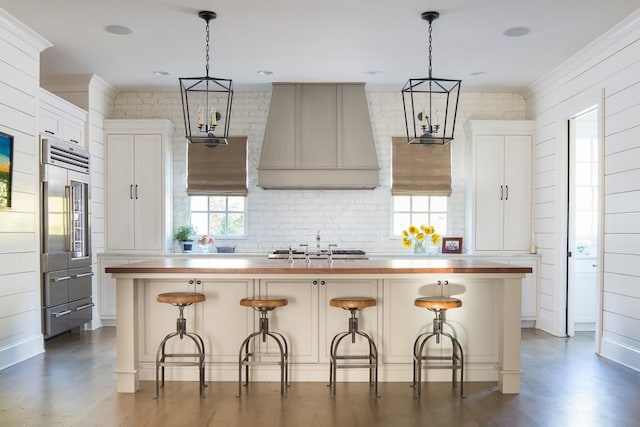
<box><xmin>1</xmin><ymin>328</ymin><xmax>639</xmax><ymax>426</ymax></box>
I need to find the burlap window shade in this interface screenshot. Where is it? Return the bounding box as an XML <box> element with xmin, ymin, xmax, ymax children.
<box><xmin>187</xmin><ymin>136</ymin><xmax>248</xmax><ymax>196</ymax></box>
<box><xmin>391</xmin><ymin>137</ymin><xmax>452</xmax><ymax>196</ymax></box>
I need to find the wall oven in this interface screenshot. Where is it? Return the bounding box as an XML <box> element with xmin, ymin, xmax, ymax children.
<box><xmin>41</xmin><ymin>138</ymin><xmax>94</xmax><ymax>338</ymax></box>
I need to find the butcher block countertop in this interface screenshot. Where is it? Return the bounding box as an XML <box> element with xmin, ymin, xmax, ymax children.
<box><xmin>105</xmin><ymin>257</ymin><xmax>532</xmax><ymax>275</ymax></box>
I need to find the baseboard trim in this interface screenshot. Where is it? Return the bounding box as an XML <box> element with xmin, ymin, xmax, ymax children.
<box><xmin>0</xmin><ymin>335</ymin><xmax>44</xmax><ymax>371</ymax></box>
<box><xmin>600</xmin><ymin>336</ymin><xmax>640</xmax><ymax>373</ymax></box>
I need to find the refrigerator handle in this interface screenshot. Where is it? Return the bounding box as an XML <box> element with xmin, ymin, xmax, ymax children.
<box><xmin>65</xmin><ymin>185</ymin><xmax>72</xmax><ymax>253</ymax></box>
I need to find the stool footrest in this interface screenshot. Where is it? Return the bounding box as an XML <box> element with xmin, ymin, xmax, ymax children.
<box><xmin>336</xmin><ymin>363</ymin><xmax>376</xmax><ymax>369</ymax></box>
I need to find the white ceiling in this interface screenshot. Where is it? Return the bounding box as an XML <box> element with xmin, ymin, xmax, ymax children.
<box><xmin>2</xmin><ymin>0</ymin><xmax>638</xmax><ymax>93</ymax></box>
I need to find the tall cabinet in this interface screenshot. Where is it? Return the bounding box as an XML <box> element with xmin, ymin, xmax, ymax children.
<box><xmin>465</xmin><ymin>120</ymin><xmax>535</xmax><ymax>253</ymax></box>
<box><xmin>103</xmin><ymin>119</ymin><xmax>173</xmax><ymax>252</ymax></box>
<box><xmin>465</xmin><ymin>120</ymin><xmax>538</xmax><ymax>327</ymax></box>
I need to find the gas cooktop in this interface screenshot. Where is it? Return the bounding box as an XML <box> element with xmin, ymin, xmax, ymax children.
<box><xmin>268</xmin><ymin>249</ymin><xmax>368</xmax><ymax>260</ymax></box>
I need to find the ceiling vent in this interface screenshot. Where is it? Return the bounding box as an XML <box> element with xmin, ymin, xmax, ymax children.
<box><xmin>258</xmin><ymin>83</ymin><xmax>379</xmax><ymax>189</ymax></box>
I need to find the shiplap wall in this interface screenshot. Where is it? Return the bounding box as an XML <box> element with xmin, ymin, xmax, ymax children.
<box><xmin>112</xmin><ymin>91</ymin><xmax>525</xmax><ymax>253</ymax></box>
<box><xmin>41</xmin><ymin>74</ymin><xmax>117</xmax><ymax>329</ymax></box>
<box><xmin>0</xmin><ymin>9</ymin><xmax>50</xmax><ymax>369</ymax></box>
<box><xmin>526</xmin><ymin>9</ymin><xmax>640</xmax><ymax>370</ymax></box>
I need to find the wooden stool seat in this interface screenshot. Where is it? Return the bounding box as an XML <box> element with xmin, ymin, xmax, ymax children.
<box><xmin>240</xmin><ymin>297</ymin><xmax>288</xmax><ymax>309</ymax></box>
<box><xmin>330</xmin><ymin>297</ymin><xmax>377</xmax><ymax>309</ymax></box>
<box><xmin>157</xmin><ymin>292</ymin><xmax>205</xmax><ymax>305</ymax></box>
<box><xmin>414</xmin><ymin>296</ymin><xmax>462</xmax><ymax>310</ymax></box>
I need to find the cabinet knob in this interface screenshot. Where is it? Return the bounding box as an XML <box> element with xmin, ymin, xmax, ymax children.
<box><xmin>312</xmin><ymin>280</ymin><xmax>318</xmax><ymax>286</ymax></box>
<box><xmin>320</xmin><ymin>280</ymin><xmax>325</xmax><ymax>286</ymax></box>
<box><xmin>436</xmin><ymin>280</ymin><xmax>442</xmax><ymax>286</ymax></box>
<box><xmin>189</xmin><ymin>279</ymin><xmax>194</xmax><ymax>285</ymax></box>
<box><xmin>196</xmin><ymin>280</ymin><xmax>202</xmax><ymax>285</ymax></box>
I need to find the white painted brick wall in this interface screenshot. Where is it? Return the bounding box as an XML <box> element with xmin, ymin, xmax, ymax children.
<box><xmin>113</xmin><ymin>90</ymin><xmax>525</xmax><ymax>253</ymax></box>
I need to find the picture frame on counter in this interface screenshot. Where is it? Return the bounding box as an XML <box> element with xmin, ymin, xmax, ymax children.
<box><xmin>0</xmin><ymin>131</ymin><xmax>14</xmax><ymax>209</ymax></box>
<box><xmin>442</xmin><ymin>237</ymin><xmax>463</xmax><ymax>254</ymax></box>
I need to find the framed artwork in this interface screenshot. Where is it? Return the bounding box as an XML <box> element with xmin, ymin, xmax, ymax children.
<box><xmin>0</xmin><ymin>131</ymin><xmax>14</xmax><ymax>209</ymax></box>
<box><xmin>442</xmin><ymin>237</ymin><xmax>463</xmax><ymax>254</ymax></box>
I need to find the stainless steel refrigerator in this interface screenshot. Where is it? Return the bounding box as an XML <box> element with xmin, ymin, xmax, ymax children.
<box><xmin>41</xmin><ymin>138</ymin><xmax>94</xmax><ymax>339</ymax></box>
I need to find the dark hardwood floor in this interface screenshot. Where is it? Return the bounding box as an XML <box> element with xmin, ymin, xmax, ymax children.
<box><xmin>1</xmin><ymin>328</ymin><xmax>639</xmax><ymax>426</ymax></box>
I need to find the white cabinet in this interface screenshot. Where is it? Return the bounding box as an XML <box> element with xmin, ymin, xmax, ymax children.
<box><xmin>382</xmin><ymin>276</ymin><xmax>501</xmax><ymax>367</ymax></box>
<box><xmin>98</xmin><ymin>255</ymin><xmax>149</xmax><ymax>323</ymax></box>
<box><xmin>258</xmin><ymin>278</ymin><xmax>377</xmax><ymax>366</ymax></box>
<box><xmin>466</xmin><ymin>120</ymin><xmax>535</xmax><ymax>253</ymax></box>
<box><xmin>104</xmin><ymin>120</ymin><xmax>173</xmax><ymax>252</ymax></box>
<box><xmin>39</xmin><ymin>88</ymin><xmax>86</xmax><ymax>147</ymax></box>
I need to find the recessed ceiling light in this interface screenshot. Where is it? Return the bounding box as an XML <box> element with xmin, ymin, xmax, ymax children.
<box><xmin>503</xmin><ymin>27</ymin><xmax>530</xmax><ymax>37</ymax></box>
<box><xmin>154</xmin><ymin>71</ymin><xmax>170</xmax><ymax>76</ymax></box>
<box><xmin>257</xmin><ymin>70</ymin><xmax>273</xmax><ymax>76</ymax></box>
<box><xmin>364</xmin><ymin>70</ymin><xmax>382</xmax><ymax>76</ymax></box>
<box><xmin>470</xmin><ymin>71</ymin><xmax>486</xmax><ymax>76</ymax></box>
<box><xmin>105</xmin><ymin>25</ymin><xmax>133</xmax><ymax>35</ymax></box>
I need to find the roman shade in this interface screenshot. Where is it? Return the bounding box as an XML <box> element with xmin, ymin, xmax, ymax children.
<box><xmin>187</xmin><ymin>136</ymin><xmax>248</xmax><ymax>196</ymax></box>
<box><xmin>391</xmin><ymin>136</ymin><xmax>452</xmax><ymax>196</ymax></box>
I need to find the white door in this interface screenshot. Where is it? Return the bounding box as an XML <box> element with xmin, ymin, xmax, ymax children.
<box><xmin>106</xmin><ymin>134</ymin><xmax>135</xmax><ymax>250</ymax></box>
<box><xmin>567</xmin><ymin>107</ymin><xmax>599</xmax><ymax>335</ymax></box>
<box><xmin>133</xmin><ymin>134</ymin><xmax>163</xmax><ymax>250</ymax></box>
<box><xmin>475</xmin><ymin>135</ymin><xmax>505</xmax><ymax>251</ymax></box>
<box><xmin>503</xmin><ymin>135</ymin><xmax>532</xmax><ymax>251</ymax></box>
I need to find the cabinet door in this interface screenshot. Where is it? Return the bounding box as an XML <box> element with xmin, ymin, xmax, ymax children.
<box><xmin>106</xmin><ymin>135</ymin><xmax>135</xmax><ymax>250</ymax></box>
<box><xmin>39</xmin><ymin>106</ymin><xmax>61</xmax><ymax>137</ymax></box>
<box><xmin>133</xmin><ymin>134</ymin><xmax>163</xmax><ymax>250</ymax></box>
<box><xmin>319</xmin><ymin>280</ymin><xmax>378</xmax><ymax>365</ymax></box>
<box><xmin>503</xmin><ymin>135</ymin><xmax>532</xmax><ymax>251</ymax></box>
<box><xmin>475</xmin><ymin>135</ymin><xmax>505</xmax><ymax>251</ymax></box>
<box><xmin>260</xmin><ymin>279</ymin><xmax>319</xmax><ymax>364</ymax></box>
<box><xmin>62</xmin><ymin>116</ymin><xmax>84</xmax><ymax>146</ymax></box>
<box><xmin>196</xmin><ymin>279</ymin><xmax>253</xmax><ymax>363</ymax></box>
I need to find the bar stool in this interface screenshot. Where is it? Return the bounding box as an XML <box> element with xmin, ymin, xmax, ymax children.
<box><xmin>155</xmin><ymin>292</ymin><xmax>206</xmax><ymax>399</ymax></box>
<box><xmin>237</xmin><ymin>297</ymin><xmax>289</xmax><ymax>397</ymax></box>
<box><xmin>328</xmin><ymin>297</ymin><xmax>379</xmax><ymax>397</ymax></box>
<box><xmin>413</xmin><ymin>293</ymin><xmax>465</xmax><ymax>398</ymax></box>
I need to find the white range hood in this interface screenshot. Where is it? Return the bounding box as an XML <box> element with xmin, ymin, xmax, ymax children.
<box><xmin>258</xmin><ymin>83</ymin><xmax>379</xmax><ymax>189</ymax></box>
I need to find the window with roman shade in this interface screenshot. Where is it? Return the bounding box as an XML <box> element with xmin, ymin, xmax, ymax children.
<box><xmin>391</xmin><ymin>137</ymin><xmax>452</xmax><ymax>196</ymax></box>
<box><xmin>187</xmin><ymin>136</ymin><xmax>248</xmax><ymax>196</ymax></box>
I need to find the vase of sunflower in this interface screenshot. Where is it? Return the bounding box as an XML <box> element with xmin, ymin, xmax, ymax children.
<box><xmin>402</xmin><ymin>225</ymin><xmax>441</xmax><ymax>254</ymax></box>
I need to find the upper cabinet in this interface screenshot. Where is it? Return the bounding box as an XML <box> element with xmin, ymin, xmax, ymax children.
<box><xmin>104</xmin><ymin>119</ymin><xmax>174</xmax><ymax>252</ymax></box>
<box><xmin>465</xmin><ymin>120</ymin><xmax>535</xmax><ymax>253</ymax></box>
<box><xmin>258</xmin><ymin>83</ymin><xmax>379</xmax><ymax>189</ymax></box>
<box><xmin>39</xmin><ymin>88</ymin><xmax>86</xmax><ymax>147</ymax></box>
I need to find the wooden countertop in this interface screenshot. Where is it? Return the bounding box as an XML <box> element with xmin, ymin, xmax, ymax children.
<box><xmin>105</xmin><ymin>257</ymin><xmax>532</xmax><ymax>275</ymax></box>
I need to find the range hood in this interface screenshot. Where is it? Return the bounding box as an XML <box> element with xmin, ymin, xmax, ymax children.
<box><xmin>258</xmin><ymin>83</ymin><xmax>379</xmax><ymax>189</ymax></box>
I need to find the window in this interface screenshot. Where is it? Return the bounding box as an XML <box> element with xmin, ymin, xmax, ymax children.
<box><xmin>190</xmin><ymin>196</ymin><xmax>246</xmax><ymax>236</ymax></box>
<box><xmin>393</xmin><ymin>195</ymin><xmax>447</xmax><ymax>236</ymax></box>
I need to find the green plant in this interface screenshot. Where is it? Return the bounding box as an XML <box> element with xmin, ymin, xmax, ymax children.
<box><xmin>174</xmin><ymin>224</ymin><xmax>197</xmax><ymax>241</ymax></box>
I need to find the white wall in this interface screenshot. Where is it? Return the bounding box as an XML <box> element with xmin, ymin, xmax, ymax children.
<box><xmin>526</xmin><ymin>9</ymin><xmax>640</xmax><ymax>370</ymax></box>
<box><xmin>113</xmin><ymin>91</ymin><xmax>525</xmax><ymax>253</ymax></box>
<box><xmin>41</xmin><ymin>74</ymin><xmax>118</xmax><ymax>329</ymax></box>
<box><xmin>0</xmin><ymin>9</ymin><xmax>50</xmax><ymax>369</ymax></box>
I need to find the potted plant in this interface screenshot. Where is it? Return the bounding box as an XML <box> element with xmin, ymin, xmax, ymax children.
<box><xmin>174</xmin><ymin>224</ymin><xmax>197</xmax><ymax>253</ymax></box>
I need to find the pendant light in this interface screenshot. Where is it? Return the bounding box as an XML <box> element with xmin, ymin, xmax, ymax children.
<box><xmin>402</xmin><ymin>11</ymin><xmax>461</xmax><ymax>145</ymax></box>
<box><xmin>179</xmin><ymin>11</ymin><xmax>233</xmax><ymax>147</ymax></box>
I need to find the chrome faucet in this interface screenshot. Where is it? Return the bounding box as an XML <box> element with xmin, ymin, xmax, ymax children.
<box><xmin>327</xmin><ymin>243</ymin><xmax>337</xmax><ymax>264</ymax></box>
<box><xmin>287</xmin><ymin>246</ymin><xmax>294</xmax><ymax>264</ymax></box>
<box><xmin>316</xmin><ymin>231</ymin><xmax>321</xmax><ymax>250</ymax></box>
<box><xmin>300</xmin><ymin>244</ymin><xmax>310</xmax><ymax>263</ymax></box>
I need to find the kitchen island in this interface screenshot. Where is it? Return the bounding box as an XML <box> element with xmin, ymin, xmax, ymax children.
<box><xmin>106</xmin><ymin>258</ymin><xmax>531</xmax><ymax>394</ymax></box>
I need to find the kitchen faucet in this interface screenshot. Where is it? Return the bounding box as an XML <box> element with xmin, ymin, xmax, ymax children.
<box><xmin>316</xmin><ymin>231</ymin><xmax>321</xmax><ymax>250</ymax></box>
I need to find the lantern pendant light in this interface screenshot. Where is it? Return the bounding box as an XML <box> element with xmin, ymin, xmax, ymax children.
<box><xmin>402</xmin><ymin>11</ymin><xmax>461</xmax><ymax>145</ymax></box>
<box><xmin>179</xmin><ymin>11</ymin><xmax>233</xmax><ymax>147</ymax></box>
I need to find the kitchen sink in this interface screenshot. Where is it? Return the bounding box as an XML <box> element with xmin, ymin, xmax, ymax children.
<box><xmin>268</xmin><ymin>249</ymin><xmax>368</xmax><ymax>260</ymax></box>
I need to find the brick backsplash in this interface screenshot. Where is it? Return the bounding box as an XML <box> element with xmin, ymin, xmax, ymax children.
<box><xmin>113</xmin><ymin>90</ymin><xmax>525</xmax><ymax>253</ymax></box>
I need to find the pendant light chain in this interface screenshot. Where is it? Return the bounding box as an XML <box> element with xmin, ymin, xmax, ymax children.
<box><xmin>427</xmin><ymin>20</ymin><xmax>433</xmax><ymax>79</ymax></box>
<box><xmin>205</xmin><ymin>19</ymin><xmax>210</xmax><ymax>77</ymax></box>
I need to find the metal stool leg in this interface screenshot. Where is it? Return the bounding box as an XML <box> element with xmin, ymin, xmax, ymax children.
<box><xmin>155</xmin><ymin>302</ymin><xmax>205</xmax><ymax>399</ymax></box>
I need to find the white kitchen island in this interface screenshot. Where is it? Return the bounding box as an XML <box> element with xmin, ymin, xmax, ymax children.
<box><xmin>106</xmin><ymin>258</ymin><xmax>530</xmax><ymax>394</ymax></box>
